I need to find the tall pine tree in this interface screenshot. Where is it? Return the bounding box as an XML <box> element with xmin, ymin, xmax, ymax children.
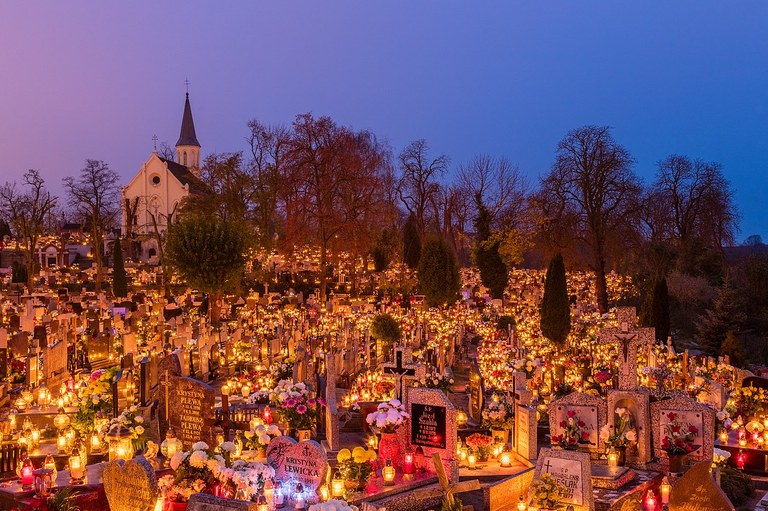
<box><xmin>649</xmin><ymin>276</ymin><xmax>670</xmax><ymax>342</ymax></box>
<box><xmin>473</xmin><ymin>197</ymin><xmax>508</xmax><ymax>299</ymax></box>
<box><xmin>112</xmin><ymin>236</ymin><xmax>128</xmax><ymax>298</ymax></box>
<box><xmin>403</xmin><ymin>215</ymin><xmax>421</xmax><ymax>269</ymax></box>
<box><xmin>697</xmin><ymin>278</ymin><xmax>746</xmax><ymax>356</ymax></box>
<box><xmin>540</xmin><ymin>253</ymin><xmax>571</xmax><ymax>345</ymax></box>
<box><xmin>417</xmin><ymin>236</ymin><xmax>461</xmax><ymax>308</ymax></box>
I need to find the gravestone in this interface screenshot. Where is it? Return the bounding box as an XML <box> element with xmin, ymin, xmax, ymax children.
<box><xmin>668</xmin><ymin>459</ymin><xmax>735</xmax><ymax>511</ymax></box>
<box><xmin>695</xmin><ymin>376</ymin><xmax>726</xmax><ymax>411</ymax></box>
<box><xmin>549</xmin><ymin>392</ymin><xmax>607</xmax><ymax>452</ymax></box>
<box><xmin>515</xmin><ymin>404</ymin><xmax>538</xmax><ymax>461</ymax></box>
<box><xmin>382</xmin><ymin>346</ymin><xmax>424</xmax><ymax>404</ymax></box>
<box><xmin>188</xmin><ymin>494</ymin><xmax>258</xmax><ymax>511</ymax></box>
<box><xmin>273</xmin><ymin>440</ymin><xmax>328</xmax><ymax>494</ymax></box>
<box><xmin>102</xmin><ymin>457</ymin><xmax>159</xmax><ymax>511</ymax></box>
<box><xmin>405</xmin><ymin>387</ymin><xmax>458</xmax><ymax>482</ymax></box>
<box><xmin>9</xmin><ymin>332</ymin><xmax>29</xmax><ymax>358</ymax></box>
<box><xmin>157</xmin><ymin>352</ymin><xmax>182</xmax><ymax>378</ymax></box>
<box><xmin>534</xmin><ymin>448</ymin><xmax>595</xmax><ymax>511</ymax></box>
<box><xmin>468</xmin><ymin>361</ymin><xmax>484</xmax><ymax>422</ymax></box>
<box><xmin>606</xmin><ymin>390</ymin><xmax>651</xmax><ymax>466</ymax></box>
<box><xmin>0</xmin><ymin>330</ymin><xmax>6</xmax><ymax>379</ymax></box>
<box><xmin>162</xmin><ymin>376</ymin><xmax>215</xmax><ymax>448</ymax></box>
<box><xmin>651</xmin><ymin>395</ymin><xmax>715</xmax><ymax>462</ymax></box>
<box><xmin>44</xmin><ymin>340</ymin><xmax>68</xmax><ymax>387</ymax></box>
<box><xmin>323</xmin><ymin>352</ymin><xmax>340</xmax><ymax>452</ymax></box>
<box><xmin>266</xmin><ymin>435</ymin><xmax>297</xmax><ymax>471</ymax></box>
<box><xmin>597</xmin><ymin>307</ymin><xmax>654</xmax><ymax>390</ymax></box>
<box><xmin>90</xmin><ymin>332</ymin><xmax>111</xmax><ymax>363</ymax></box>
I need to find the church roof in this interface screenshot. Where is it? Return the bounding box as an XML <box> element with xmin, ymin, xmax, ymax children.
<box><xmin>175</xmin><ymin>93</ymin><xmax>200</xmax><ymax>147</ymax></box>
<box><xmin>158</xmin><ymin>157</ymin><xmax>208</xmax><ymax>195</ymax></box>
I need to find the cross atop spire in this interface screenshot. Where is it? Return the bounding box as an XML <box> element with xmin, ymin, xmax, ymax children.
<box><xmin>152</xmin><ymin>134</ymin><xmax>158</xmax><ymax>151</ymax></box>
<box><xmin>184</xmin><ymin>78</ymin><xmax>190</xmax><ymax>94</ymax></box>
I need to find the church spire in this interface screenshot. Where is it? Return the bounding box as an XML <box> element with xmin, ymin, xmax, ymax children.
<box><xmin>175</xmin><ymin>90</ymin><xmax>201</xmax><ymax>171</ymax></box>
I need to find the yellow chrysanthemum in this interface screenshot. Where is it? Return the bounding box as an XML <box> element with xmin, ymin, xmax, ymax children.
<box><xmin>366</xmin><ymin>449</ymin><xmax>377</xmax><ymax>461</ymax></box>
<box><xmin>337</xmin><ymin>449</ymin><xmax>351</xmax><ymax>462</ymax></box>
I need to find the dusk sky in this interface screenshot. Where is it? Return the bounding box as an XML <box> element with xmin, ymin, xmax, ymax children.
<box><xmin>1</xmin><ymin>2</ymin><xmax>766</xmax><ymax>240</ymax></box>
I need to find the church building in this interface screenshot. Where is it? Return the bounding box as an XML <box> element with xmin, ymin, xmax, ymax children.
<box><xmin>120</xmin><ymin>93</ymin><xmax>205</xmax><ymax>263</ymax></box>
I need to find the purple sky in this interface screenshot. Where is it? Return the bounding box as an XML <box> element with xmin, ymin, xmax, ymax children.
<box><xmin>1</xmin><ymin>2</ymin><xmax>766</xmax><ymax>240</ymax></box>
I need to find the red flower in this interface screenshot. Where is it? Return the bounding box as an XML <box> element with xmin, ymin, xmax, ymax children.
<box><xmin>567</xmin><ymin>437</ymin><xmax>577</xmax><ymax>445</ymax></box>
<box><xmin>688</xmin><ymin>425</ymin><xmax>698</xmax><ymax>435</ymax></box>
<box><xmin>670</xmin><ymin>425</ymin><xmax>681</xmax><ymax>433</ymax></box>
<box><xmin>560</xmin><ymin>421</ymin><xmax>567</xmax><ymax>428</ymax></box>
<box><xmin>667</xmin><ymin>412</ymin><xmax>677</xmax><ymax>421</ymax></box>
<box><xmin>581</xmin><ymin>432</ymin><xmax>590</xmax><ymax>441</ymax></box>
<box><xmin>578</xmin><ymin>420</ymin><xmax>585</xmax><ymax>428</ymax></box>
<box><xmin>567</xmin><ymin>410</ymin><xmax>576</xmax><ymax>418</ymax></box>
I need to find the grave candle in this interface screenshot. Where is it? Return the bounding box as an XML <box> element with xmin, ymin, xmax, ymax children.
<box><xmin>43</xmin><ymin>455</ymin><xmax>57</xmax><ymax>480</ymax></box>
<box><xmin>468</xmin><ymin>453</ymin><xmax>476</xmax><ymax>469</ymax></box>
<box><xmin>608</xmin><ymin>447</ymin><xmax>619</xmax><ymax>467</ymax></box>
<box><xmin>257</xmin><ymin>495</ymin><xmax>268</xmax><ymax>511</ymax></box>
<box><xmin>264</xmin><ymin>478</ymin><xmax>274</xmax><ymax>501</ymax></box>
<box><xmin>382</xmin><ymin>459</ymin><xmax>396</xmax><ymax>485</ymax></box>
<box><xmin>644</xmin><ymin>490</ymin><xmax>657</xmax><ymax>510</ymax></box>
<box><xmin>660</xmin><ymin>476</ymin><xmax>671</xmax><ymax>504</ymax></box>
<box><xmin>20</xmin><ymin>457</ymin><xmax>34</xmax><ymax>489</ymax></box>
<box><xmin>69</xmin><ymin>447</ymin><xmax>84</xmax><ymax>484</ymax></box>
<box><xmin>403</xmin><ymin>449</ymin><xmax>415</xmax><ymax>475</ymax></box>
<box><xmin>516</xmin><ymin>495</ymin><xmax>526</xmax><ymax>511</ymax></box>
<box><xmin>331</xmin><ymin>472</ymin><xmax>344</xmax><ymax>497</ymax></box>
<box><xmin>318</xmin><ymin>485</ymin><xmax>329</xmax><ymax>501</ymax></box>
<box><xmin>500</xmin><ymin>451</ymin><xmax>512</xmax><ymax>467</ymax></box>
<box><xmin>719</xmin><ymin>428</ymin><xmax>728</xmax><ymax>444</ymax></box>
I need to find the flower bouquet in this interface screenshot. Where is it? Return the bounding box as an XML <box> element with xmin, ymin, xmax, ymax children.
<box><xmin>72</xmin><ymin>368</ymin><xmax>117</xmax><ymax>435</ymax></box>
<box><xmin>336</xmin><ymin>447</ymin><xmax>376</xmax><ymax>491</ymax></box>
<box><xmin>245</xmin><ymin>423</ymin><xmax>281</xmax><ymax>455</ymax></box>
<box><xmin>551</xmin><ymin>409</ymin><xmax>590</xmax><ymax>449</ymax></box>
<box><xmin>465</xmin><ymin>433</ymin><xmax>494</xmax><ymax>461</ymax></box>
<box><xmin>530</xmin><ymin>473</ymin><xmax>564</xmax><ymax>510</ymax></box>
<box><xmin>108</xmin><ymin>405</ymin><xmax>150</xmax><ymax>452</ymax></box>
<box><xmin>481</xmin><ymin>396</ymin><xmax>514</xmax><ymax>430</ymax></box>
<box><xmin>165</xmin><ymin>442</ymin><xmax>224</xmax><ymax>502</ymax></box>
<box><xmin>213</xmin><ymin>459</ymin><xmax>275</xmax><ymax>501</ymax></box>
<box><xmin>269</xmin><ymin>380</ymin><xmax>325</xmax><ymax>433</ymax></box>
<box><xmin>417</xmin><ymin>371</ymin><xmax>454</xmax><ymax>393</ymax></box>
<box><xmin>661</xmin><ymin>412</ymin><xmax>697</xmax><ymax>455</ymax></box>
<box><xmin>600</xmin><ymin>407</ymin><xmax>637</xmax><ymax>448</ymax></box>
<box><xmin>365</xmin><ymin>399</ymin><xmax>409</xmax><ymax>433</ymax></box>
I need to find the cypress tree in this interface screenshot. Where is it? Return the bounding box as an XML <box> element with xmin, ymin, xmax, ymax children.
<box><xmin>417</xmin><ymin>236</ymin><xmax>461</xmax><ymax>308</ymax></box>
<box><xmin>473</xmin><ymin>198</ymin><xmax>508</xmax><ymax>299</ymax></box>
<box><xmin>112</xmin><ymin>236</ymin><xmax>128</xmax><ymax>298</ymax></box>
<box><xmin>540</xmin><ymin>253</ymin><xmax>571</xmax><ymax>345</ymax></box>
<box><xmin>649</xmin><ymin>276</ymin><xmax>670</xmax><ymax>342</ymax></box>
<box><xmin>403</xmin><ymin>215</ymin><xmax>421</xmax><ymax>269</ymax></box>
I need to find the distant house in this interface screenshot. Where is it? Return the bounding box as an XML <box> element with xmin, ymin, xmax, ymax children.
<box><xmin>120</xmin><ymin>93</ymin><xmax>205</xmax><ymax>263</ymax></box>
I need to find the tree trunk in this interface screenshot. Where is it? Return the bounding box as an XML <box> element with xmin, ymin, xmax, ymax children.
<box><xmin>209</xmin><ymin>291</ymin><xmax>222</xmax><ymax>325</ymax></box>
<box><xmin>594</xmin><ymin>257</ymin><xmax>609</xmax><ymax>314</ymax></box>
<box><xmin>25</xmin><ymin>240</ymin><xmax>35</xmax><ymax>289</ymax></box>
<box><xmin>319</xmin><ymin>239</ymin><xmax>328</xmax><ymax>304</ymax></box>
<box><xmin>94</xmin><ymin>227</ymin><xmax>103</xmax><ymax>292</ymax></box>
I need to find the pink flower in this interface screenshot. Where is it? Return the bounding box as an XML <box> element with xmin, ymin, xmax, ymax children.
<box><xmin>317</xmin><ymin>398</ymin><xmax>327</xmax><ymax>407</ymax></box>
<box><xmin>307</xmin><ymin>398</ymin><xmax>317</xmax><ymax>407</ymax></box>
<box><xmin>567</xmin><ymin>410</ymin><xmax>576</xmax><ymax>418</ymax></box>
<box><xmin>284</xmin><ymin>398</ymin><xmax>296</xmax><ymax>408</ymax></box>
<box><xmin>296</xmin><ymin>404</ymin><xmax>307</xmax><ymax>414</ymax></box>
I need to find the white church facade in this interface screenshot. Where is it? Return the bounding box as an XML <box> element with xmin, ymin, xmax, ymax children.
<box><xmin>120</xmin><ymin>93</ymin><xmax>204</xmax><ymax>262</ymax></box>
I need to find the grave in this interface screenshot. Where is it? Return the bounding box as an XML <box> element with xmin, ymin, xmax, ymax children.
<box><xmin>549</xmin><ymin>392</ymin><xmax>607</xmax><ymax>453</ymax></box>
<box><xmin>161</xmin><ymin>375</ymin><xmax>216</xmax><ymax>448</ymax></box>
<box><xmin>404</xmin><ymin>387</ymin><xmax>458</xmax><ymax>482</ymax></box>
<box><xmin>273</xmin><ymin>439</ymin><xmax>328</xmax><ymax>494</ymax></box>
<box><xmin>651</xmin><ymin>395</ymin><xmax>715</xmax><ymax>464</ymax></box>
<box><xmin>534</xmin><ymin>447</ymin><xmax>595</xmax><ymax>511</ymax></box>
<box><xmin>606</xmin><ymin>389</ymin><xmax>651</xmax><ymax>466</ymax></box>
<box><xmin>668</xmin><ymin>459</ymin><xmax>734</xmax><ymax>511</ymax></box>
<box><xmin>514</xmin><ymin>403</ymin><xmax>538</xmax><ymax>461</ymax></box>
<box><xmin>382</xmin><ymin>346</ymin><xmax>425</xmax><ymax>404</ymax></box>
<box><xmin>102</xmin><ymin>457</ymin><xmax>159</xmax><ymax>511</ymax></box>
<box><xmin>597</xmin><ymin>307</ymin><xmax>654</xmax><ymax>390</ymax></box>
<box><xmin>188</xmin><ymin>494</ymin><xmax>258</xmax><ymax>511</ymax></box>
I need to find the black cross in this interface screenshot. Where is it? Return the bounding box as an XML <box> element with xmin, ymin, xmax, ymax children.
<box><xmin>152</xmin><ymin>134</ymin><xmax>158</xmax><ymax>150</ymax></box>
<box><xmin>543</xmin><ymin>459</ymin><xmax>553</xmax><ymax>473</ymax></box>
<box><xmin>383</xmin><ymin>349</ymin><xmax>417</xmax><ymax>400</ymax></box>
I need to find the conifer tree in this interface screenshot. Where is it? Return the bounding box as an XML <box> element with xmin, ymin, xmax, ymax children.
<box><xmin>649</xmin><ymin>276</ymin><xmax>670</xmax><ymax>342</ymax></box>
<box><xmin>473</xmin><ymin>197</ymin><xmax>508</xmax><ymax>299</ymax></box>
<box><xmin>417</xmin><ymin>236</ymin><xmax>460</xmax><ymax>308</ymax></box>
<box><xmin>403</xmin><ymin>215</ymin><xmax>421</xmax><ymax>269</ymax></box>
<box><xmin>540</xmin><ymin>253</ymin><xmax>571</xmax><ymax>345</ymax></box>
<box><xmin>112</xmin><ymin>236</ymin><xmax>128</xmax><ymax>298</ymax></box>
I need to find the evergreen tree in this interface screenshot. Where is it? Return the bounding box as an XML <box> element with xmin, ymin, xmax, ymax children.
<box><xmin>403</xmin><ymin>215</ymin><xmax>421</xmax><ymax>269</ymax></box>
<box><xmin>473</xmin><ymin>197</ymin><xmax>508</xmax><ymax>299</ymax></box>
<box><xmin>540</xmin><ymin>253</ymin><xmax>571</xmax><ymax>345</ymax></box>
<box><xmin>112</xmin><ymin>236</ymin><xmax>128</xmax><ymax>298</ymax></box>
<box><xmin>720</xmin><ymin>330</ymin><xmax>745</xmax><ymax>367</ymax></box>
<box><xmin>649</xmin><ymin>276</ymin><xmax>670</xmax><ymax>342</ymax></box>
<box><xmin>417</xmin><ymin>236</ymin><xmax>461</xmax><ymax>308</ymax></box>
<box><xmin>697</xmin><ymin>278</ymin><xmax>746</xmax><ymax>356</ymax></box>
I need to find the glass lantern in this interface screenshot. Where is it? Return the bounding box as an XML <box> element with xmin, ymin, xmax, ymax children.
<box><xmin>106</xmin><ymin>424</ymin><xmax>134</xmax><ymax>461</ymax></box>
<box><xmin>160</xmin><ymin>429</ymin><xmax>183</xmax><ymax>464</ymax></box>
<box><xmin>69</xmin><ymin>447</ymin><xmax>85</xmax><ymax>484</ymax></box>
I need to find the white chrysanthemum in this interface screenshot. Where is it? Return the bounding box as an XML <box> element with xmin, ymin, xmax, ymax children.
<box><xmin>170</xmin><ymin>451</ymin><xmax>187</xmax><ymax>471</ymax></box>
<box><xmin>259</xmin><ymin>434</ymin><xmax>271</xmax><ymax>445</ymax></box>
<box><xmin>267</xmin><ymin>425</ymin><xmax>280</xmax><ymax>435</ymax></box>
<box><xmin>219</xmin><ymin>441</ymin><xmax>236</xmax><ymax>453</ymax></box>
<box><xmin>189</xmin><ymin>450</ymin><xmax>208</xmax><ymax>468</ymax></box>
<box><xmin>134</xmin><ymin>425</ymin><xmax>145</xmax><ymax>435</ymax></box>
<box><xmin>135</xmin><ymin>416</ymin><xmax>144</xmax><ymax>423</ymax></box>
<box><xmin>192</xmin><ymin>441</ymin><xmax>210</xmax><ymax>451</ymax></box>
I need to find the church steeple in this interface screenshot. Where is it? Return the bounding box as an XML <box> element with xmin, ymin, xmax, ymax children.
<box><xmin>175</xmin><ymin>92</ymin><xmax>201</xmax><ymax>172</ymax></box>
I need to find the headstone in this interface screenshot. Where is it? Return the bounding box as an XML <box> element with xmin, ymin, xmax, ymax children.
<box><xmin>695</xmin><ymin>377</ymin><xmax>726</xmax><ymax>411</ymax></box>
<box><xmin>668</xmin><ymin>459</ymin><xmax>735</xmax><ymax>510</ymax></box>
<box><xmin>515</xmin><ymin>404</ymin><xmax>538</xmax><ymax>461</ymax></box>
<box><xmin>102</xmin><ymin>457</ymin><xmax>159</xmax><ymax>511</ymax></box>
<box><xmin>162</xmin><ymin>376</ymin><xmax>215</xmax><ymax>448</ymax></box>
<box><xmin>90</xmin><ymin>332</ymin><xmax>111</xmax><ymax>362</ymax></box>
<box><xmin>382</xmin><ymin>346</ymin><xmax>424</xmax><ymax>404</ymax></box>
<box><xmin>549</xmin><ymin>392</ymin><xmax>607</xmax><ymax>452</ymax></box>
<box><xmin>323</xmin><ymin>352</ymin><xmax>340</xmax><ymax>452</ymax></box>
<box><xmin>44</xmin><ymin>340</ymin><xmax>68</xmax><ymax>386</ymax></box>
<box><xmin>405</xmin><ymin>387</ymin><xmax>458</xmax><ymax>482</ymax></box>
<box><xmin>651</xmin><ymin>395</ymin><xmax>715</xmax><ymax>462</ymax></box>
<box><xmin>273</xmin><ymin>440</ymin><xmax>328</xmax><ymax>494</ymax></box>
<box><xmin>266</xmin><ymin>436</ymin><xmax>297</xmax><ymax>472</ymax></box>
<box><xmin>597</xmin><ymin>307</ymin><xmax>655</xmax><ymax>390</ymax></box>
<box><xmin>188</xmin><ymin>494</ymin><xmax>258</xmax><ymax>511</ymax></box>
<box><xmin>534</xmin><ymin>448</ymin><xmax>595</xmax><ymax>511</ymax></box>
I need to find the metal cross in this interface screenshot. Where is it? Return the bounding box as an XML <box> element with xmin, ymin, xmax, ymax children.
<box><xmin>152</xmin><ymin>134</ymin><xmax>158</xmax><ymax>150</ymax></box>
<box><xmin>382</xmin><ymin>348</ymin><xmax>417</xmax><ymax>400</ymax></box>
<box><xmin>184</xmin><ymin>78</ymin><xmax>190</xmax><ymax>93</ymax></box>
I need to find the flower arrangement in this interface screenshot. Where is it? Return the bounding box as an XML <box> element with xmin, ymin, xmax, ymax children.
<box><xmin>8</xmin><ymin>358</ymin><xmax>25</xmax><ymax>384</ymax></box>
<box><xmin>365</xmin><ymin>399</ymin><xmax>409</xmax><ymax>433</ymax></box>
<box><xmin>481</xmin><ymin>396</ymin><xmax>514</xmax><ymax>430</ymax></box>
<box><xmin>713</xmin><ymin>447</ymin><xmax>732</xmax><ymax>468</ymax></box>
<box><xmin>158</xmin><ymin>474</ymin><xmax>207</xmax><ymax>503</ymax></box>
<box><xmin>465</xmin><ymin>433</ymin><xmax>494</xmax><ymax>460</ymax></box>
<box><xmin>107</xmin><ymin>405</ymin><xmax>150</xmax><ymax>452</ymax></box>
<box><xmin>661</xmin><ymin>412</ymin><xmax>698</xmax><ymax>455</ymax></box>
<box><xmin>551</xmin><ymin>409</ymin><xmax>591</xmax><ymax>449</ymax></box>
<box><xmin>72</xmin><ymin>368</ymin><xmax>117</xmax><ymax>435</ymax></box>
<box><xmin>165</xmin><ymin>442</ymin><xmax>223</xmax><ymax>501</ymax></box>
<box><xmin>344</xmin><ymin>371</ymin><xmax>394</xmax><ymax>409</ymax></box>
<box><xmin>600</xmin><ymin>407</ymin><xmax>637</xmax><ymax>448</ymax></box>
<box><xmin>530</xmin><ymin>473</ymin><xmax>564</xmax><ymax>509</ymax></box>
<box><xmin>726</xmin><ymin>385</ymin><xmax>768</xmax><ymax>419</ymax></box>
<box><xmin>245</xmin><ymin>422</ymin><xmax>281</xmax><ymax>452</ymax></box>
<box><xmin>593</xmin><ymin>370</ymin><xmax>612</xmax><ymax>385</ymax></box>
<box><xmin>268</xmin><ymin>358</ymin><xmax>295</xmax><ymax>383</ymax></box>
<box><xmin>512</xmin><ymin>358</ymin><xmax>537</xmax><ymax>377</ymax></box>
<box><xmin>417</xmin><ymin>371</ymin><xmax>454</xmax><ymax>393</ymax></box>
<box><xmin>269</xmin><ymin>379</ymin><xmax>325</xmax><ymax>431</ymax></box>
<box><xmin>309</xmin><ymin>499</ymin><xmax>358</xmax><ymax>511</ymax></box>
<box><xmin>336</xmin><ymin>447</ymin><xmax>376</xmax><ymax>488</ymax></box>
<box><xmin>214</xmin><ymin>459</ymin><xmax>275</xmax><ymax>501</ymax></box>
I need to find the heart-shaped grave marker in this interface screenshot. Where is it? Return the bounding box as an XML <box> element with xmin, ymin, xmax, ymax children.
<box><xmin>103</xmin><ymin>457</ymin><xmax>158</xmax><ymax>511</ymax></box>
<box><xmin>274</xmin><ymin>439</ymin><xmax>328</xmax><ymax>491</ymax></box>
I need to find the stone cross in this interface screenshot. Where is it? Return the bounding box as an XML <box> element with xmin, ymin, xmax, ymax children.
<box><xmin>382</xmin><ymin>346</ymin><xmax>423</xmax><ymax>403</ymax></box>
<box><xmin>598</xmin><ymin>307</ymin><xmax>654</xmax><ymax>390</ymax></box>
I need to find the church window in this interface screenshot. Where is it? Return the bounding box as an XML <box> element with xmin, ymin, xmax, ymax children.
<box><xmin>151</xmin><ymin>175</ymin><xmax>161</xmax><ymax>185</ymax></box>
<box><xmin>183</xmin><ymin>152</ymin><xmax>188</xmax><ymax>166</ymax></box>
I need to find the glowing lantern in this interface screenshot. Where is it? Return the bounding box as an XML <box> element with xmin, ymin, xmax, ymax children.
<box><xmin>382</xmin><ymin>459</ymin><xmax>396</xmax><ymax>485</ymax></box>
<box><xmin>500</xmin><ymin>451</ymin><xmax>512</xmax><ymax>468</ymax></box>
<box><xmin>20</xmin><ymin>457</ymin><xmax>35</xmax><ymax>489</ymax></box>
<box><xmin>43</xmin><ymin>454</ymin><xmax>57</xmax><ymax>480</ymax></box>
<box><xmin>644</xmin><ymin>490</ymin><xmax>657</xmax><ymax>510</ymax></box>
<box><xmin>318</xmin><ymin>484</ymin><xmax>329</xmax><ymax>501</ymax></box>
<box><xmin>517</xmin><ymin>495</ymin><xmax>527</xmax><ymax>511</ymax></box>
<box><xmin>54</xmin><ymin>408</ymin><xmax>71</xmax><ymax>431</ymax></box>
<box><xmin>457</xmin><ymin>410</ymin><xmax>468</xmax><ymax>428</ymax></box>
<box><xmin>331</xmin><ymin>471</ymin><xmax>345</xmax><ymax>497</ymax></box>
<box><xmin>660</xmin><ymin>476</ymin><xmax>671</xmax><ymax>504</ymax></box>
<box><xmin>607</xmin><ymin>447</ymin><xmax>619</xmax><ymax>467</ymax></box>
<box><xmin>256</xmin><ymin>495</ymin><xmax>268</xmax><ymax>511</ymax></box>
<box><xmin>403</xmin><ymin>448</ymin><xmax>415</xmax><ymax>475</ymax></box>
<box><xmin>263</xmin><ymin>478</ymin><xmax>274</xmax><ymax>501</ymax></box>
<box><xmin>468</xmin><ymin>453</ymin><xmax>477</xmax><ymax>469</ymax></box>
<box><xmin>106</xmin><ymin>424</ymin><xmax>134</xmax><ymax>461</ymax></box>
<box><xmin>33</xmin><ymin>468</ymin><xmax>54</xmax><ymax>498</ymax></box>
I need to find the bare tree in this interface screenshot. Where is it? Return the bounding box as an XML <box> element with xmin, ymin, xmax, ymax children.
<box><xmin>538</xmin><ymin>126</ymin><xmax>642</xmax><ymax>312</ymax></box>
<box><xmin>63</xmin><ymin>160</ymin><xmax>120</xmax><ymax>292</ymax></box>
<box><xmin>397</xmin><ymin>139</ymin><xmax>448</xmax><ymax>237</ymax></box>
<box><xmin>0</xmin><ymin>169</ymin><xmax>58</xmax><ymax>287</ymax></box>
<box><xmin>123</xmin><ymin>196</ymin><xmax>142</xmax><ymax>260</ymax></box>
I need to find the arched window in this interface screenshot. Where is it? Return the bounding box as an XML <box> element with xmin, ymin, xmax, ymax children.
<box><xmin>183</xmin><ymin>151</ymin><xmax>188</xmax><ymax>166</ymax></box>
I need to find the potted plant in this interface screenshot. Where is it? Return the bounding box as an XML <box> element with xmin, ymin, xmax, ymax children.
<box><xmin>482</xmin><ymin>395</ymin><xmax>514</xmax><ymax>446</ymax></box>
<box><xmin>600</xmin><ymin>407</ymin><xmax>637</xmax><ymax>466</ymax></box>
<box><xmin>661</xmin><ymin>412</ymin><xmax>698</xmax><ymax>473</ymax></box>
<box><xmin>465</xmin><ymin>433</ymin><xmax>494</xmax><ymax>462</ymax></box>
<box><xmin>366</xmin><ymin>399</ymin><xmax>409</xmax><ymax>468</ymax></box>
<box><xmin>336</xmin><ymin>447</ymin><xmax>376</xmax><ymax>492</ymax></box>
<box><xmin>269</xmin><ymin>379</ymin><xmax>325</xmax><ymax>440</ymax></box>
<box><xmin>551</xmin><ymin>409</ymin><xmax>590</xmax><ymax>450</ymax></box>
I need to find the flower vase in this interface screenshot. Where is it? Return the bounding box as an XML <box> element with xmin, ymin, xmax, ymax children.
<box><xmin>491</xmin><ymin>429</ymin><xmax>509</xmax><ymax>447</ymax></box>
<box><xmin>378</xmin><ymin>432</ymin><xmax>402</xmax><ymax>469</ymax></box>
<box><xmin>668</xmin><ymin>453</ymin><xmax>685</xmax><ymax>473</ymax></box>
<box><xmin>296</xmin><ymin>429</ymin><xmax>312</xmax><ymax>441</ymax></box>
<box><xmin>616</xmin><ymin>445</ymin><xmax>627</xmax><ymax>466</ymax></box>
